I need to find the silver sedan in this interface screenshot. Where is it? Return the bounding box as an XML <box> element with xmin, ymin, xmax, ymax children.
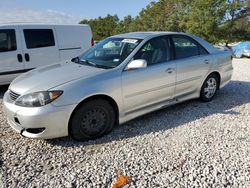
<box><xmin>3</xmin><ymin>32</ymin><xmax>233</xmax><ymax>141</ymax></box>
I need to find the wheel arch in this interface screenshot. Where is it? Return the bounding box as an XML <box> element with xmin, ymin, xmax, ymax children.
<box><xmin>68</xmin><ymin>94</ymin><xmax>120</xmax><ymax>129</ymax></box>
<box><xmin>208</xmin><ymin>71</ymin><xmax>221</xmax><ymax>89</ymax></box>
<box><xmin>201</xmin><ymin>71</ymin><xmax>221</xmax><ymax>90</ymax></box>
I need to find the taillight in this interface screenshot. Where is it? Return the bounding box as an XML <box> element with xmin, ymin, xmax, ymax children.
<box><xmin>91</xmin><ymin>37</ymin><xmax>94</xmax><ymax>46</ymax></box>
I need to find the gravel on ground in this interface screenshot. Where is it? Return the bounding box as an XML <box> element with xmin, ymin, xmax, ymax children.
<box><xmin>0</xmin><ymin>58</ymin><xmax>250</xmax><ymax>188</ymax></box>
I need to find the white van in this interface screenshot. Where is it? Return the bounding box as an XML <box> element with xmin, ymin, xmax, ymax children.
<box><xmin>0</xmin><ymin>23</ymin><xmax>93</xmax><ymax>85</ymax></box>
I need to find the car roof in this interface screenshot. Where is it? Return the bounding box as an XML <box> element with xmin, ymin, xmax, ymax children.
<box><xmin>111</xmin><ymin>31</ymin><xmax>186</xmax><ymax>39</ymax></box>
<box><xmin>112</xmin><ymin>31</ymin><xmax>220</xmax><ymax>54</ymax></box>
<box><xmin>236</xmin><ymin>41</ymin><xmax>250</xmax><ymax>47</ymax></box>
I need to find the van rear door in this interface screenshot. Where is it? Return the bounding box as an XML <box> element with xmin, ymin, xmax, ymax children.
<box><xmin>55</xmin><ymin>25</ymin><xmax>92</xmax><ymax>61</ymax></box>
<box><xmin>0</xmin><ymin>26</ymin><xmax>24</xmax><ymax>85</ymax></box>
<box><xmin>19</xmin><ymin>25</ymin><xmax>60</xmax><ymax>70</ymax></box>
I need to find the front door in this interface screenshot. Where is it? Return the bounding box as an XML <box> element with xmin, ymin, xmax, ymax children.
<box><xmin>122</xmin><ymin>36</ymin><xmax>176</xmax><ymax>114</ymax></box>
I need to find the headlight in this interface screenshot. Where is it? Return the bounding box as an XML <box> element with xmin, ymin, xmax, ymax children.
<box><xmin>15</xmin><ymin>91</ymin><xmax>63</xmax><ymax>107</ymax></box>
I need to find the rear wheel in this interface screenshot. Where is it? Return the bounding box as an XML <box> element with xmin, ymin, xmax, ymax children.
<box><xmin>200</xmin><ymin>74</ymin><xmax>219</xmax><ymax>102</ymax></box>
<box><xmin>69</xmin><ymin>99</ymin><xmax>115</xmax><ymax>141</ymax></box>
<box><xmin>235</xmin><ymin>53</ymin><xmax>242</xmax><ymax>58</ymax></box>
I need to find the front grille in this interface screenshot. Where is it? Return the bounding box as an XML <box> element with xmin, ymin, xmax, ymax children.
<box><xmin>9</xmin><ymin>90</ymin><xmax>20</xmax><ymax>101</ymax></box>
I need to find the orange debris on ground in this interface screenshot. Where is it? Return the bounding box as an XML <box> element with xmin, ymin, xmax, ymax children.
<box><xmin>112</xmin><ymin>170</ymin><xmax>132</xmax><ymax>188</ymax></box>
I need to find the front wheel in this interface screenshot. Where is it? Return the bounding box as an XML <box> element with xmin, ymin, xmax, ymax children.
<box><xmin>200</xmin><ymin>74</ymin><xmax>219</xmax><ymax>102</ymax></box>
<box><xmin>69</xmin><ymin>99</ymin><xmax>115</xmax><ymax>141</ymax></box>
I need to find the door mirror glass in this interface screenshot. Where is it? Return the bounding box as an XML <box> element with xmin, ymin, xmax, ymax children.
<box><xmin>125</xmin><ymin>59</ymin><xmax>147</xmax><ymax>70</ymax></box>
<box><xmin>71</xmin><ymin>57</ymin><xmax>79</xmax><ymax>63</ymax></box>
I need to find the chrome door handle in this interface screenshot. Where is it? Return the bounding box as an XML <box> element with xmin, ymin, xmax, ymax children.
<box><xmin>166</xmin><ymin>68</ymin><xmax>175</xmax><ymax>73</ymax></box>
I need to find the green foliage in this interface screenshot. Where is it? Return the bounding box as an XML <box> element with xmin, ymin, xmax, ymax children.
<box><xmin>113</xmin><ymin>15</ymin><xmax>135</xmax><ymax>34</ymax></box>
<box><xmin>79</xmin><ymin>14</ymin><xmax>119</xmax><ymax>41</ymax></box>
<box><xmin>219</xmin><ymin>0</ymin><xmax>250</xmax><ymax>42</ymax></box>
<box><xmin>79</xmin><ymin>0</ymin><xmax>250</xmax><ymax>43</ymax></box>
<box><xmin>179</xmin><ymin>0</ymin><xmax>226</xmax><ymax>43</ymax></box>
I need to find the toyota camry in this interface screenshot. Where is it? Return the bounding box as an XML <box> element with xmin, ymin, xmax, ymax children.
<box><xmin>3</xmin><ymin>32</ymin><xmax>233</xmax><ymax>141</ymax></box>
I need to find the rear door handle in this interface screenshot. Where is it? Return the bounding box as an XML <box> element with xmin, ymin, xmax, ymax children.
<box><xmin>25</xmin><ymin>53</ymin><xmax>30</xmax><ymax>62</ymax></box>
<box><xmin>166</xmin><ymin>68</ymin><xmax>175</xmax><ymax>73</ymax></box>
<box><xmin>17</xmin><ymin>54</ymin><xmax>23</xmax><ymax>63</ymax></box>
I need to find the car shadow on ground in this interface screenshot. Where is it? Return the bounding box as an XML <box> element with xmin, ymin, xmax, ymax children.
<box><xmin>0</xmin><ymin>85</ymin><xmax>8</xmax><ymax>99</ymax></box>
<box><xmin>43</xmin><ymin>80</ymin><xmax>250</xmax><ymax>147</ymax></box>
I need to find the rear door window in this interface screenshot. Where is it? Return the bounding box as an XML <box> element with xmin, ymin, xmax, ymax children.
<box><xmin>23</xmin><ymin>29</ymin><xmax>55</xmax><ymax>49</ymax></box>
<box><xmin>172</xmin><ymin>35</ymin><xmax>208</xmax><ymax>59</ymax></box>
<box><xmin>0</xmin><ymin>29</ymin><xmax>16</xmax><ymax>52</ymax></box>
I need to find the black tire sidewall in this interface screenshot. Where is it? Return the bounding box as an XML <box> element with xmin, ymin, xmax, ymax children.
<box><xmin>200</xmin><ymin>74</ymin><xmax>219</xmax><ymax>102</ymax></box>
<box><xmin>69</xmin><ymin>99</ymin><xmax>115</xmax><ymax>141</ymax></box>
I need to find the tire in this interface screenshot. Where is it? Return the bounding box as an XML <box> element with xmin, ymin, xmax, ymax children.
<box><xmin>69</xmin><ymin>99</ymin><xmax>115</xmax><ymax>141</ymax></box>
<box><xmin>235</xmin><ymin>54</ymin><xmax>242</xmax><ymax>58</ymax></box>
<box><xmin>200</xmin><ymin>74</ymin><xmax>219</xmax><ymax>102</ymax></box>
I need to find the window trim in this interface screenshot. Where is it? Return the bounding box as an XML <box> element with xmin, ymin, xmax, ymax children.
<box><xmin>170</xmin><ymin>34</ymin><xmax>209</xmax><ymax>60</ymax></box>
<box><xmin>23</xmin><ymin>29</ymin><xmax>55</xmax><ymax>49</ymax></box>
<box><xmin>0</xmin><ymin>29</ymin><xmax>17</xmax><ymax>53</ymax></box>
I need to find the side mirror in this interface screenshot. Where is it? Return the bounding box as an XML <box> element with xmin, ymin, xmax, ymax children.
<box><xmin>71</xmin><ymin>57</ymin><xmax>79</xmax><ymax>63</ymax></box>
<box><xmin>125</xmin><ymin>59</ymin><xmax>147</xmax><ymax>70</ymax></box>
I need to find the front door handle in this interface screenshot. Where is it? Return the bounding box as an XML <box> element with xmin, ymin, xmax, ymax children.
<box><xmin>17</xmin><ymin>54</ymin><xmax>23</xmax><ymax>63</ymax></box>
<box><xmin>25</xmin><ymin>53</ymin><xmax>30</xmax><ymax>62</ymax></box>
<box><xmin>204</xmin><ymin>60</ymin><xmax>209</xmax><ymax>64</ymax></box>
<box><xmin>166</xmin><ymin>68</ymin><xmax>175</xmax><ymax>73</ymax></box>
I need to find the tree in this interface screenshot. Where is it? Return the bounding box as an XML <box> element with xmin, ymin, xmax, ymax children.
<box><xmin>79</xmin><ymin>14</ymin><xmax>119</xmax><ymax>41</ymax></box>
<box><xmin>180</xmin><ymin>0</ymin><xmax>226</xmax><ymax>43</ymax></box>
<box><xmin>79</xmin><ymin>0</ymin><xmax>250</xmax><ymax>43</ymax></box>
<box><xmin>113</xmin><ymin>15</ymin><xmax>135</xmax><ymax>34</ymax></box>
<box><xmin>219</xmin><ymin>0</ymin><xmax>250</xmax><ymax>42</ymax></box>
<box><xmin>132</xmin><ymin>0</ymin><xmax>186</xmax><ymax>32</ymax></box>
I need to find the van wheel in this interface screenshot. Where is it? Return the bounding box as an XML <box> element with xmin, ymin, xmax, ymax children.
<box><xmin>200</xmin><ymin>74</ymin><xmax>219</xmax><ymax>102</ymax></box>
<box><xmin>69</xmin><ymin>99</ymin><xmax>115</xmax><ymax>141</ymax></box>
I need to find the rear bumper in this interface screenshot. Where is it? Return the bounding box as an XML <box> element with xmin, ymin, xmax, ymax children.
<box><xmin>3</xmin><ymin>91</ymin><xmax>76</xmax><ymax>139</ymax></box>
<box><xmin>243</xmin><ymin>52</ymin><xmax>250</xmax><ymax>57</ymax></box>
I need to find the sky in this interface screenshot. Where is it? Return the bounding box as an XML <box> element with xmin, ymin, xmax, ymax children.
<box><xmin>0</xmin><ymin>0</ymin><xmax>154</xmax><ymax>24</ymax></box>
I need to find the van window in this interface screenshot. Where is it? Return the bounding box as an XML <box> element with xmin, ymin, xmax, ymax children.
<box><xmin>24</xmin><ymin>29</ymin><xmax>55</xmax><ymax>49</ymax></box>
<box><xmin>0</xmin><ymin>30</ymin><xmax>16</xmax><ymax>52</ymax></box>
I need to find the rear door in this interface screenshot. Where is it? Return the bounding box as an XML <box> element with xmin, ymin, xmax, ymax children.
<box><xmin>0</xmin><ymin>26</ymin><xmax>24</xmax><ymax>85</ymax></box>
<box><xmin>55</xmin><ymin>25</ymin><xmax>92</xmax><ymax>61</ymax></box>
<box><xmin>170</xmin><ymin>35</ymin><xmax>211</xmax><ymax>97</ymax></box>
<box><xmin>19</xmin><ymin>25</ymin><xmax>60</xmax><ymax>70</ymax></box>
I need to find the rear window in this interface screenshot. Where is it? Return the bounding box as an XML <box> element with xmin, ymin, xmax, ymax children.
<box><xmin>23</xmin><ymin>29</ymin><xmax>55</xmax><ymax>49</ymax></box>
<box><xmin>0</xmin><ymin>29</ymin><xmax>16</xmax><ymax>52</ymax></box>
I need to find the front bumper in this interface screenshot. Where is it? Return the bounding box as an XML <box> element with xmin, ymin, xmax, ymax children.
<box><xmin>3</xmin><ymin>91</ymin><xmax>76</xmax><ymax>139</ymax></box>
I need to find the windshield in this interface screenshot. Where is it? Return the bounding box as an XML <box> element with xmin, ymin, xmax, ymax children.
<box><xmin>78</xmin><ymin>37</ymin><xmax>142</xmax><ymax>68</ymax></box>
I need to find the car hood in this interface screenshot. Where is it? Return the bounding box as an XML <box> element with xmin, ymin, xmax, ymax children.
<box><xmin>9</xmin><ymin>62</ymin><xmax>105</xmax><ymax>95</ymax></box>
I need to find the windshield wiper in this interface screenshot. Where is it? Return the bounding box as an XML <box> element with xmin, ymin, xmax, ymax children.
<box><xmin>81</xmin><ymin>59</ymin><xmax>96</xmax><ymax>67</ymax></box>
<box><xmin>80</xmin><ymin>59</ymin><xmax>112</xmax><ymax>69</ymax></box>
